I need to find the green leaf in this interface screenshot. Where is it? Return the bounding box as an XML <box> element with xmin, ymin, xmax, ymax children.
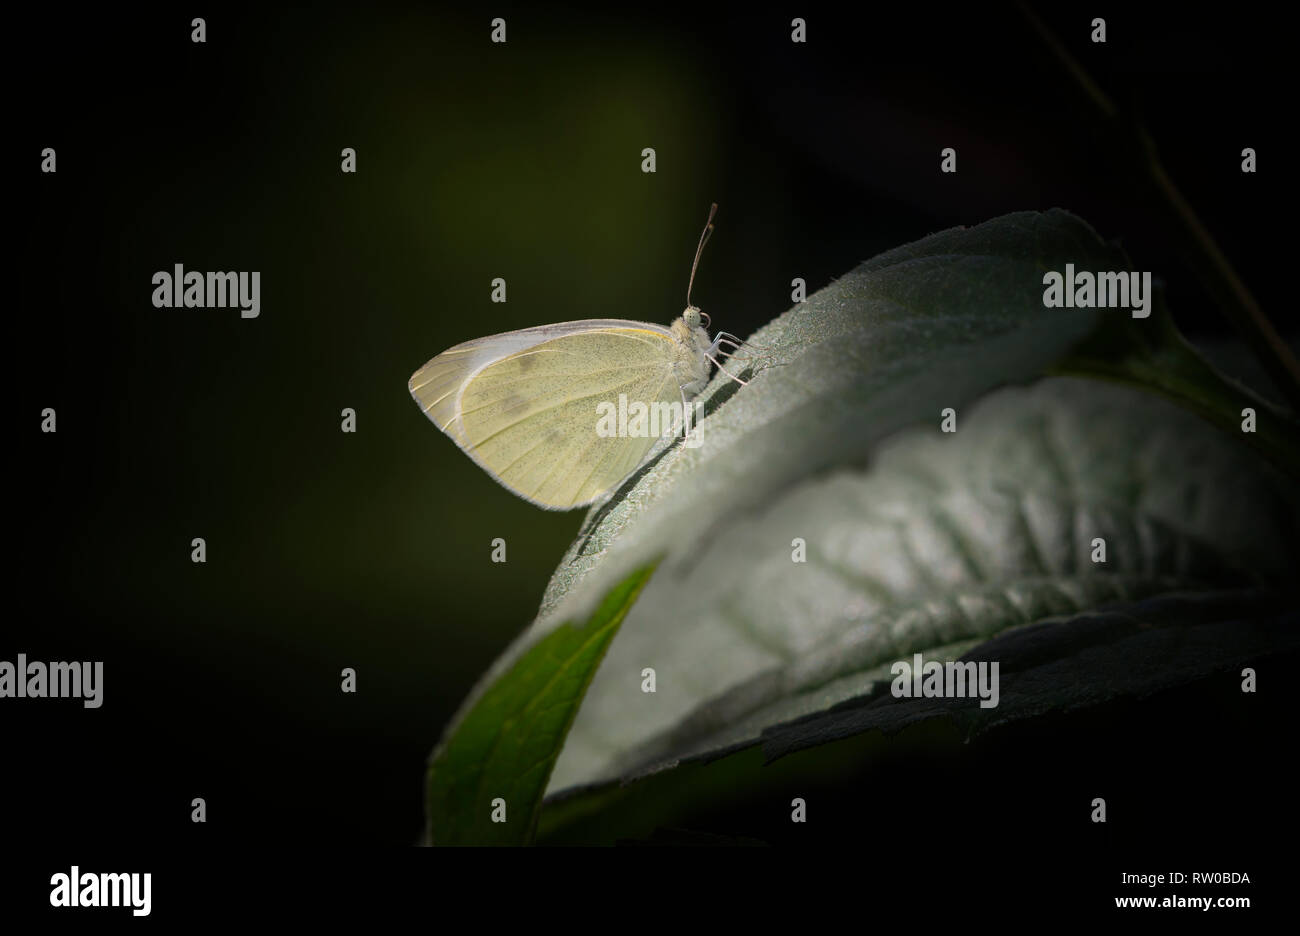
<box><xmin>536</xmin><ymin>589</ymin><xmax>1297</xmax><ymax>845</ymax></box>
<box><xmin>437</xmin><ymin>209</ymin><xmax>1128</xmax><ymax>771</ymax></box>
<box><xmin>424</xmin><ymin>563</ymin><xmax>656</xmax><ymax>846</ymax></box>
<box><xmin>543</xmin><ymin>376</ymin><xmax>1297</xmax><ymax>793</ymax></box>
<box><xmin>1056</xmin><ymin>291</ymin><xmax>1300</xmax><ymax>478</ymax></box>
<box><xmin>427</xmin><ymin>208</ymin><xmax>1297</xmax><ymax>843</ymax></box>
<box><xmin>760</xmin><ymin>589</ymin><xmax>1298</xmax><ymax>760</ymax></box>
<box><xmin>539</xmin><ymin>209</ymin><xmax>1128</xmax><ymax>632</ymax></box>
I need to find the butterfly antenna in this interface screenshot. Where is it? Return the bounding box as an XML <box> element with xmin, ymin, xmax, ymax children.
<box><xmin>686</xmin><ymin>203</ymin><xmax>718</xmax><ymax>309</ymax></box>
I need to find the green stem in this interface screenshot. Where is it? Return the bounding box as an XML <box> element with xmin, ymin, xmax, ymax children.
<box><xmin>1056</xmin><ymin>314</ymin><xmax>1300</xmax><ymax>481</ymax></box>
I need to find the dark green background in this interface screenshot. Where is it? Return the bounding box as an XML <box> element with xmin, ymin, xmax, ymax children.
<box><xmin>11</xmin><ymin>2</ymin><xmax>1288</xmax><ymax>846</ymax></box>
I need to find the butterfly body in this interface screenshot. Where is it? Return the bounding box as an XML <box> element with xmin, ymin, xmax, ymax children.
<box><xmin>670</xmin><ymin>306</ymin><xmax>715</xmax><ymax>398</ymax></box>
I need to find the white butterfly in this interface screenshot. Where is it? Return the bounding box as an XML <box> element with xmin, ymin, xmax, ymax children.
<box><xmin>408</xmin><ymin>205</ymin><xmax>755</xmax><ymax>509</ymax></box>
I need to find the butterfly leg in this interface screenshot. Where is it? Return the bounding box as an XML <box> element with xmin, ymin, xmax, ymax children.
<box><xmin>705</xmin><ymin>352</ymin><xmax>750</xmax><ymax>386</ymax></box>
<box><xmin>676</xmin><ymin>382</ymin><xmax>693</xmax><ymax>440</ymax></box>
<box><xmin>710</xmin><ymin>331</ymin><xmax>769</xmax><ymax>352</ymax></box>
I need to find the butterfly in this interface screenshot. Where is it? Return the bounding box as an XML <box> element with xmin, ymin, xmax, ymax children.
<box><xmin>408</xmin><ymin>204</ymin><xmax>756</xmax><ymax>509</ymax></box>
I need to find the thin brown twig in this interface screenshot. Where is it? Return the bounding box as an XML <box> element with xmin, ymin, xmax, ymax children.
<box><xmin>1018</xmin><ymin>2</ymin><xmax>1300</xmax><ymax>413</ymax></box>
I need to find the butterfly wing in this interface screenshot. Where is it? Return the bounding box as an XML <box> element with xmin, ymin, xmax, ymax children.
<box><xmin>409</xmin><ymin>320</ymin><xmax>685</xmax><ymax>510</ymax></box>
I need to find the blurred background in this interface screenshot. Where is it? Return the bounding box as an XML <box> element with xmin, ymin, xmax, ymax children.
<box><xmin>11</xmin><ymin>1</ymin><xmax>1288</xmax><ymax>844</ymax></box>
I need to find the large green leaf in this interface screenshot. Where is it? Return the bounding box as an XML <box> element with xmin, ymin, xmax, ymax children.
<box><xmin>424</xmin><ymin>563</ymin><xmax>656</xmax><ymax>845</ymax></box>
<box><xmin>536</xmin><ymin>589</ymin><xmax>1296</xmax><ymax>844</ymax></box>
<box><xmin>541</xmin><ymin>376</ymin><xmax>1297</xmax><ymax>793</ymax></box>
<box><xmin>424</xmin><ymin>208</ymin><xmax>1297</xmax><ymax>843</ymax></box>
<box><xmin>432</xmin><ymin>210</ymin><xmax>1127</xmax><ymax>766</ymax></box>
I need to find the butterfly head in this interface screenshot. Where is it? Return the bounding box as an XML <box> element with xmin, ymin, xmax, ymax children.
<box><xmin>682</xmin><ymin>306</ymin><xmax>710</xmax><ymax>331</ymax></box>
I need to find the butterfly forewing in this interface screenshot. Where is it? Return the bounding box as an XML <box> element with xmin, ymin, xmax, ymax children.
<box><xmin>410</xmin><ymin>322</ymin><xmax>685</xmax><ymax>509</ymax></box>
